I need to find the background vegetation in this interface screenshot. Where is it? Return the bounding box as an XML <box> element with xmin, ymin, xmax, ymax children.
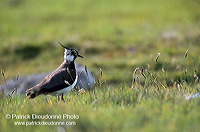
<box><xmin>0</xmin><ymin>0</ymin><xmax>199</xmax><ymax>131</ymax></box>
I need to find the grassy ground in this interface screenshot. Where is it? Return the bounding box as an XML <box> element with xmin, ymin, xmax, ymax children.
<box><xmin>0</xmin><ymin>0</ymin><xmax>200</xmax><ymax>131</ymax></box>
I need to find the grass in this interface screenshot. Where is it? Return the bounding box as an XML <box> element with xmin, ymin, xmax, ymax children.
<box><xmin>0</xmin><ymin>0</ymin><xmax>200</xmax><ymax>131</ymax></box>
<box><xmin>0</xmin><ymin>84</ymin><xmax>200</xmax><ymax>132</ymax></box>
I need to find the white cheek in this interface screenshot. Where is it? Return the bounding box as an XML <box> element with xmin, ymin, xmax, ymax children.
<box><xmin>66</xmin><ymin>55</ymin><xmax>74</xmax><ymax>61</ymax></box>
<box><xmin>64</xmin><ymin>50</ymin><xmax>67</xmax><ymax>60</ymax></box>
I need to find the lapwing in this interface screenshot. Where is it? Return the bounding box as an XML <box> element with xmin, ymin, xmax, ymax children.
<box><xmin>26</xmin><ymin>42</ymin><xmax>83</xmax><ymax>101</ymax></box>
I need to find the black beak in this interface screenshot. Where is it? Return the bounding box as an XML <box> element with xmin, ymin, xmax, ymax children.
<box><xmin>78</xmin><ymin>54</ymin><xmax>83</xmax><ymax>58</ymax></box>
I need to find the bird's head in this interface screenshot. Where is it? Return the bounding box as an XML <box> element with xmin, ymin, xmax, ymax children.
<box><xmin>58</xmin><ymin>41</ymin><xmax>83</xmax><ymax>62</ymax></box>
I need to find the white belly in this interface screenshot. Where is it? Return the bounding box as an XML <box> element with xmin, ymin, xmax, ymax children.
<box><xmin>50</xmin><ymin>75</ymin><xmax>78</xmax><ymax>96</ymax></box>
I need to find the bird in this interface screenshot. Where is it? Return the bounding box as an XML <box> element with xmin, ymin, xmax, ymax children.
<box><xmin>26</xmin><ymin>42</ymin><xmax>83</xmax><ymax>101</ymax></box>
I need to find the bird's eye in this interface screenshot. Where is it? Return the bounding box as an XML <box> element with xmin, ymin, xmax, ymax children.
<box><xmin>71</xmin><ymin>50</ymin><xmax>77</xmax><ymax>56</ymax></box>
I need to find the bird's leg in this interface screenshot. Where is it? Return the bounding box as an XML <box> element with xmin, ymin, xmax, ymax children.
<box><xmin>61</xmin><ymin>94</ymin><xmax>65</xmax><ymax>102</ymax></box>
<box><xmin>57</xmin><ymin>96</ymin><xmax>60</xmax><ymax>102</ymax></box>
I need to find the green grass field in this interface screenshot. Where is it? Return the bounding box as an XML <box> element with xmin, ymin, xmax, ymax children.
<box><xmin>0</xmin><ymin>0</ymin><xmax>200</xmax><ymax>131</ymax></box>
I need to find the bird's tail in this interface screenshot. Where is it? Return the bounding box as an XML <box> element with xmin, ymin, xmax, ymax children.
<box><xmin>26</xmin><ymin>87</ymin><xmax>39</xmax><ymax>99</ymax></box>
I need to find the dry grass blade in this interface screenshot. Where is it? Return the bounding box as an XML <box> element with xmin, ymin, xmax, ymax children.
<box><xmin>155</xmin><ymin>53</ymin><xmax>160</xmax><ymax>62</ymax></box>
<box><xmin>100</xmin><ymin>68</ymin><xmax>103</xmax><ymax>77</ymax></box>
<box><xmin>141</xmin><ymin>68</ymin><xmax>144</xmax><ymax>73</ymax></box>
<box><xmin>133</xmin><ymin>67</ymin><xmax>139</xmax><ymax>74</ymax></box>
<box><xmin>145</xmin><ymin>69</ymin><xmax>152</xmax><ymax>76</ymax></box>
<box><xmin>141</xmin><ymin>73</ymin><xmax>146</xmax><ymax>79</ymax></box>
<box><xmin>193</xmin><ymin>69</ymin><xmax>199</xmax><ymax>83</ymax></box>
<box><xmin>85</xmin><ymin>65</ymin><xmax>88</xmax><ymax>76</ymax></box>
<box><xmin>11</xmin><ymin>88</ymin><xmax>16</xmax><ymax>96</ymax></box>
<box><xmin>1</xmin><ymin>70</ymin><xmax>9</xmax><ymax>92</ymax></box>
<box><xmin>101</xmin><ymin>80</ymin><xmax>107</xmax><ymax>84</ymax></box>
<box><xmin>140</xmin><ymin>68</ymin><xmax>146</xmax><ymax>79</ymax></box>
<box><xmin>1</xmin><ymin>70</ymin><xmax>5</xmax><ymax>77</ymax></box>
<box><xmin>184</xmin><ymin>50</ymin><xmax>189</xmax><ymax>58</ymax></box>
<box><xmin>162</xmin><ymin>67</ymin><xmax>165</xmax><ymax>73</ymax></box>
<box><xmin>132</xmin><ymin>67</ymin><xmax>139</xmax><ymax>86</ymax></box>
<box><xmin>8</xmin><ymin>94</ymin><xmax>12</xmax><ymax>98</ymax></box>
<box><xmin>184</xmin><ymin>69</ymin><xmax>187</xmax><ymax>74</ymax></box>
